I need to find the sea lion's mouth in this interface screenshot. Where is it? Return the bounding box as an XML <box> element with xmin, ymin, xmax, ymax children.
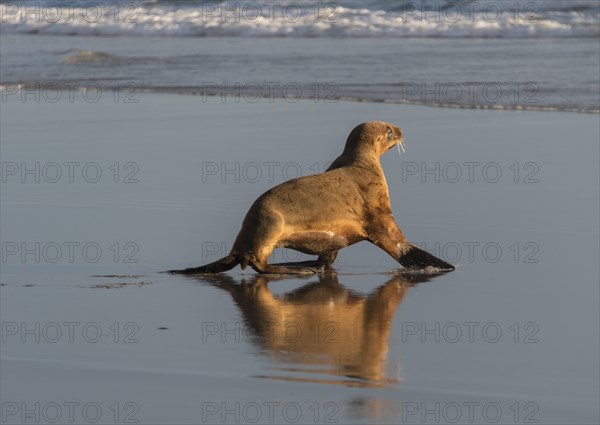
<box><xmin>387</xmin><ymin>137</ymin><xmax>405</xmax><ymax>151</ymax></box>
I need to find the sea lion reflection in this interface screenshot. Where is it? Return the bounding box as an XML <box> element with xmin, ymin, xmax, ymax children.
<box><xmin>194</xmin><ymin>272</ymin><xmax>437</xmax><ymax>387</ymax></box>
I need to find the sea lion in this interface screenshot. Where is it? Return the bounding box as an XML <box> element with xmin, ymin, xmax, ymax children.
<box><xmin>169</xmin><ymin>121</ymin><xmax>454</xmax><ymax>275</ymax></box>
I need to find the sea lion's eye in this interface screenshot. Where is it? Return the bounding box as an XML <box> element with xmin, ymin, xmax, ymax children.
<box><xmin>387</xmin><ymin>129</ymin><xmax>394</xmax><ymax>140</ymax></box>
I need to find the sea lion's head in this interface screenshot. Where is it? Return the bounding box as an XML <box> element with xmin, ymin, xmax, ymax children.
<box><xmin>345</xmin><ymin>121</ymin><xmax>405</xmax><ymax>158</ymax></box>
<box><xmin>327</xmin><ymin>121</ymin><xmax>406</xmax><ymax>171</ymax></box>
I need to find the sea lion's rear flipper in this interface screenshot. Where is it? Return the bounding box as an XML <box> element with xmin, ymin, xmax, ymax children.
<box><xmin>271</xmin><ymin>253</ymin><xmax>337</xmax><ymax>270</ymax></box>
<box><xmin>265</xmin><ymin>252</ymin><xmax>338</xmax><ymax>274</ymax></box>
<box><xmin>398</xmin><ymin>245</ymin><xmax>455</xmax><ymax>271</ymax></box>
<box><xmin>167</xmin><ymin>255</ymin><xmax>239</xmax><ymax>274</ymax></box>
<box><xmin>250</xmin><ymin>261</ymin><xmax>323</xmax><ymax>275</ymax></box>
<box><xmin>272</xmin><ymin>260</ymin><xmax>323</xmax><ymax>268</ymax></box>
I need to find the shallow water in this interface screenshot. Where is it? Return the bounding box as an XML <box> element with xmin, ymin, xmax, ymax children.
<box><xmin>1</xmin><ymin>34</ymin><xmax>599</xmax><ymax>113</ymax></box>
<box><xmin>1</xmin><ymin>94</ymin><xmax>599</xmax><ymax>424</ymax></box>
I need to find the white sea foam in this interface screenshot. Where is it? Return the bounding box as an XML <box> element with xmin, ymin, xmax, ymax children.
<box><xmin>1</xmin><ymin>1</ymin><xmax>598</xmax><ymax>38</ymax></box>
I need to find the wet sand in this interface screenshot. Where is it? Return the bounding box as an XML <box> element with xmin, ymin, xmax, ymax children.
<box><xmin>1</xmin><ymin>93</ymin><xmax>598</xmax><ymax>424</ymax></box>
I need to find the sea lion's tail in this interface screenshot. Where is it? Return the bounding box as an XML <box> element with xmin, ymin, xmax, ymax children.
<box><xmin>398</xmin><ymin>245</ymin><xmax>455</xmax><ymax>272</ymax></box>
<box><xmin>167</xmin><ymin>254</ymin><xmax>239</xmax><ymax>274</ymax></box>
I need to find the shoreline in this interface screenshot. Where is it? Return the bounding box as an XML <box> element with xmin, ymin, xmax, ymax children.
<box><xmin>3</xmin><ymin>34</ymin><xmax>598</xmax><ymax>116</ymax></box>
<box><xmin>1</xmin><ymin>83</ymin><xmax>599</xmax><ymax>115</ymax></box>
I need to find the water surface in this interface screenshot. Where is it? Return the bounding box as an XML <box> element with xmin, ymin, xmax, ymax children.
<box><xmin>1</xmin><ymin>94</ymin><xmax>598</xmax><ymax>424</ymax></box>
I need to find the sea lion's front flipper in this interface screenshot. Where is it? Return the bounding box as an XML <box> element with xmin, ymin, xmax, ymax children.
<box><xmin>367</xmin><ymin>218</ymin><xmax>454</xmax><ymax>272</ymax></box>
<box><xmin>398</xmin><ymin>245</ymin><xmax>455</xmax><ymax>271</ymax></box>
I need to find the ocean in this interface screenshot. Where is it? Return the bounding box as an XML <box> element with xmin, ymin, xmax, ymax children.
<box><xmin>1</xmin><ymin>0</ymin><xmax>599</xmax><ymax>112</ymax></box>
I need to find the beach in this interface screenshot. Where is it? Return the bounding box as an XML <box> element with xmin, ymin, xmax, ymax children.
<box><xmin>1</xmin><ymin>0</ymin><xmax>599</xmax><ymax>423</ymax></box>
<box><xmin>1</xmin><ymin>92</ymin><xmax>599</xmax><ymax>424</ymax></box>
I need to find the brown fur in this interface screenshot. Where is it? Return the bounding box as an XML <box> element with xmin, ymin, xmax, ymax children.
<box><xmin>169</xmin><ymin>121</ymin><xmax>454</xmax><ymax>275</ymax></box>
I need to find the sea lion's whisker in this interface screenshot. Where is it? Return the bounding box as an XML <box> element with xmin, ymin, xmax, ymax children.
<box><xmin>397</xmin><ymin>137</ymin><xmax>406</xmax><ymax>157</ymax></box>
